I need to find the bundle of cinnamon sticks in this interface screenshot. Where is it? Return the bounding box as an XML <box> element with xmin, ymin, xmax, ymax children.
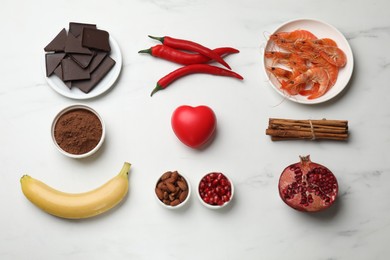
<box><xmin>266</xmin><ymin>118</ymin><xmax>349</xmax><ymax>141</ymax></box>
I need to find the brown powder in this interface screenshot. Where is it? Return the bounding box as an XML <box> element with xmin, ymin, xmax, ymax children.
<box><xmin>54</xmin><ymin>108</ymin><xmax>102</xmax><ymax>155</ymax></box>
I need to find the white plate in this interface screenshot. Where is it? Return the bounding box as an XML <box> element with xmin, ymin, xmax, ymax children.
<box><xmin>263</xmin><ymin>18</ymin><xmax>354</xmax><ymax>104</ymax></box>
<box><xmin>43</xmin><ymin>35</ymin><xmax>122</xmax><ymax>100</ymax></box>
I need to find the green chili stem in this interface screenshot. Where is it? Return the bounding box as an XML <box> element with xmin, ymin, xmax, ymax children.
<box><xmin>148</xmin><ymin>35</ymin><xmax>164</xmax><ymax>43</ymax></box>
<box><xmin>150</xmin><ymin>84</ymin><xmax>163</xmax><ymax>97</ymax></box>
<box><xmin>138</xmin><ymin>48</ymin><xmax>152</xmax><ymax>54</ymax></box>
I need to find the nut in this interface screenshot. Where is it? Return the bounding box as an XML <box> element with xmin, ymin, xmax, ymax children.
<box><xmin>166</xmin><ymin>182</ymin><xmax>176</xmax><ymax>193</ymax></box>
<box><xmin>163</xmin><ymin>191</ymin><xmax>169</xmax><ymax>200</ymax></box>
<box><xmin>155</xmin><ymin>170</ymin><xmax>189</xmax><ymax>207</ymax></box>
<box><xmin>161</xmin><ymin>171</ymin><xmax>172</xmax><ymax>180</ymax></box>
<box><xmin>155</xmin><ymin>188</ymin><xmax>164</xmax><ymax>200</ymax></box>
<box><xmin>170</xmin><ymin>199</ymin><xmax>181</xmax><ymax>206</ymax></box>
<box><xmin>179</xmin><ymin>190</ymin><xmax>188</xmax><ymax>202</ymax></box>
<box><xmin>171</xmin><ymin>171</ymin><xmax>179</xmax><ymax>181</ymax></box>
<box><xmin>157</xmin><ymin>182</ymin><xmax>167</xmax><ymax>191</ymax></box>
<box><xmin>177</xmin><ymin>180</ymin><xmax>188</xmax><ymax>191</ymax></box>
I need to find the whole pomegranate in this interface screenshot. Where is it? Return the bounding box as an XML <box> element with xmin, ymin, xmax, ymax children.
<box><xmin>278</xmin><ymin>155</ymin><xmax>338</xmax><ymax>212</ymax></box>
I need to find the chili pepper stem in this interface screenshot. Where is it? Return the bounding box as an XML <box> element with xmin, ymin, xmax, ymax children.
<box><xmin>148</xmin><ymin>35</ymin><xmax>164</xmax><ymax>43</ymax></box>
<box><xmin>138</xmin><ymin>48</ymin><xmax>152</xmax><ymax>54</ymax></box>
<box><xmin>151</xmin><ymin>84</ymin><xmax>163</xmax><ymax>97</ymax></box>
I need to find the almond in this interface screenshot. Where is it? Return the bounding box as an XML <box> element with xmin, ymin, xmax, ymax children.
<box><xmin>179</xmin><ymin>190</ymin><xmax>188</xmax><ymax>202</ymax></box>
<box><xmin>177</xmin><ymin>180</ymin><xmax>188</xmax><ymax>191</ymax></box>
<box><xmin>155</xmin><ymin>188</ymin><xmax>164</xmax><ymax>200</ymax></box>
<box><xmin>157</xmin><ymin>182</ymin><xmax>167</xmax><ymax>191</ymax></box>
<box><xmin>171</xmin><ymin>171</ymin><xmax>179</xmax><ymax>181</ymax></box>
<box><xmin>166</xmin><ymin>182</ymin><xmax>176</xmax><ymax>193</ymax></box>
<box><xmin>170</xmin><ymin>199</ymin><xmax>181</xmax><ymax>206</ymax></box>
<box><xmin>161</xmin><ymin>171</ymin><xmax>172</xmax><ymax>180</ymax></box>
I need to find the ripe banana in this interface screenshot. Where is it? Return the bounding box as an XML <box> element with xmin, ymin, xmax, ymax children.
<box><xmin>20</xmin><ymin>162</ymin><xmax>131</xmax><ymax>219</ymax></box>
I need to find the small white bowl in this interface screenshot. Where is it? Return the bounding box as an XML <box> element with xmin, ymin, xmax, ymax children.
<box><xmin>51</xmin><ymin>104</ymin><xmax>105</xmax><ymax>158</ymax></box>
<box><xmin>155</xmin><ymin>171</ymin><xmax>191</xmax><ymax>209</ymax></box>
<box><xmin>197</xmin><ymin>172</ymin><xmax>234</xmax><ymax>209</ymax></box>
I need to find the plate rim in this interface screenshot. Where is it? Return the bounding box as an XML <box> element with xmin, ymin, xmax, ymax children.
<box><xmin>263</xmin><ymin>18</ymin><xmax>354</xmax><ymax>105</ymax></box>
<box><xmin>43</xmin><ymin>33</ymin><xmax>122</xmax><ymax>100</ymax></box>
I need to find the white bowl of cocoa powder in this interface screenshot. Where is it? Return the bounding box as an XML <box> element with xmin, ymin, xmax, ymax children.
<box><xmin>51</xmin><ymin>104</ymin><xmax>105</xmax><ymax>158</ymax></box>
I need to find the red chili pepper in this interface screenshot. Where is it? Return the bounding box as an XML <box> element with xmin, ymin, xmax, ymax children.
<box><xmin>139</xmin><ymin>45</ymin><xmax>239</xmax><ymax>65</ymax></box>
<box><xmin>148</xmin><ymin>35</ymin><xmax>232</xmax><ymax>70</ymax></box>
<box><xmin>151</xmin><ymin>64</ymin><xmax>243</xmax><ymax>96</ymax></box>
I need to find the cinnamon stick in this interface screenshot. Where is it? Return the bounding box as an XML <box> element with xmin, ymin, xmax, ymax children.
<box><xmin>266</xmin><ymin>118</ymin><xmax>349</xmax><ymax>141</ymax></box>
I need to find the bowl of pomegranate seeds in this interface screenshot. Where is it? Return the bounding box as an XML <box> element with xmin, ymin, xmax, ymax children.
<box><xmin>198</xmin><ymin>172</ymin><xmax>234</xmax><ymax>209</ymax></box>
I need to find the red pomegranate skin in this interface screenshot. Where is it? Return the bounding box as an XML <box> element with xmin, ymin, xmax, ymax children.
<box><xmin>278</xmin><ymin>155</ymin><xmax>338</xmax><ymax>212</ymax></box>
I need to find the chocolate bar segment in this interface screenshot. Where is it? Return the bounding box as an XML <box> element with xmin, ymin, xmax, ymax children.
<box><xmin>46</xmin><ymin>53</ymin><xmax>66</xmax><ymax>76</ymax></box>
<box><xmin>65</xmin><ymin>33</ymin><xmax>92</xmax><ymax>54</ymax></box>
<box><xmin>44</xmin><ymin>28</ymin><xmax>67</xmax><ymax>52</ymax></box>
<box><xmin>69</xmin><ymin>22</ymin><xmax>96</xmax><ymax>38</ymax></box>
<box><xmin>70</xmin><ymin>53</ymin><xmax>95</xmax><ymax>68</ymax></box>
<box><xmin>82</xmin><ymin>28</ymin><xmax>111</xmax><ymax>52</ymax></box>
<box><xmin>61</xmin><ymin>58</ymin><xmax>90</xmax><ymax>81</ymax></box>
<box><xmin>88</xmin><ymin>52</ymin><xmax>107</xmax><ymax>73</ymax></box>
<box><xmin>73</xmin><ymin>56</ymin><xmax>115</xmax><ymax>93</ymax></box>
<box><xmin>53</xmin><ymin>64</ymin><xmax>72</xmax><ymax>89</ymax></box>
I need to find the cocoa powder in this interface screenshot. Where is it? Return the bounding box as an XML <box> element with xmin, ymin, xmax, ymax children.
<box><xmin>54</xmin><ymin>108</ymin><xmax>102</xmax><ymax>155</ymax></box>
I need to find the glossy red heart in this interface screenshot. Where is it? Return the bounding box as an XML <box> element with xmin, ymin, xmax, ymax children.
<box><xmin>171</xmin><ymin>105</ymin><xmax>217</xmax><ymax>148</ymax></box>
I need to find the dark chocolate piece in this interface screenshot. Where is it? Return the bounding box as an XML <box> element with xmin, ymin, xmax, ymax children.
<box><xmin>73</xmin><ymin>56</ymin><xmax>115</xmax><ymax>93</ymax></box>
<box><xmin>53</xmin><ymin>64</ymin><xmax>72</xmax><ymax>89</ymax></box>
<box><xmin>69</xmin><ymin>22</ymin><xmax>96</xmax><ymax>38</ymax></box>
<box><xmin>44</xmin><ymin>28</ymin><xmax>67</xmax><ymax>52</ymax></box>
<box><xmin>53</xmin><ymin>64</ymin><xmax>63</xmax><ymax>79</ymax></box>
<box><xmin>82</xmin><ymin>28</ymin><xmax>111</xmax><ymax>52</ymax></box>
<box><xmin>88</xmin><ymin>52</ymin><xmax>107</xmax><ymax>73</ymax></box>
<box><xmin>65</xmin><ymin>33</ymin><xmax>92</xmax><ymax>54</ymax></box>
<box><xmin>61</xmin><ymin>58</ymin><xmax>90</xmax><ymax>81</ymax></box>
<box><xmin>45</xmin><ymin>53</ymin><xmax>66</xmax><ymax>77</ymax></box>
<box><xmin>70</xmin><ymin>52</ymin><xmax>95</xmax><ymax>68</ymax></box>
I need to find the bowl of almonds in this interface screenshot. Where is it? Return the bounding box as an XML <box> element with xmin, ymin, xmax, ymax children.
<box><xmin>155</xmin><ymin>170</ymin><xmax>191</xmax><ymax>209</ymax></box>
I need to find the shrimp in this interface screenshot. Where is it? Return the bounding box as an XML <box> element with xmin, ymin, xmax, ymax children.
<box><xmin>311</xmin><ymin>56</ymin><xmax>339</xmax><ymax>88</ymax></box>
<box><xmin>306</xmin><ymin>68</ymin><xmax>331</xmax><ymax>99</ymax></box>
<box><xmin>264</xmin><ymin>51</ymin><xmax>291</xmax><ymax>63</ymax></box>
<box><xmin>311</xmin><ymin>38</ymin><xmax>338</xmax><ymax>47</ymax></box>
<box><xmin>270</xmin><ymin>30</ymin><xmax>317</xmax><ymax>52</ymax></box>
<box><xmin>266</xmin><ymin>66</ymin><xmax>293</xmax><ymax>80</ymax></box>
<box><xmin>299</xmin><ymin>83</ymin><xmax>319</xmax><ymax>96</ymax></box>
<box><xmin>294</xmin><ymin>40</ymin><xmax>346</xmax><ymax>67</ymax></box>
<box><xmin>319</xmin><ymin>46</ymin><xmax>347</xmax><ymax>67</ymax></box>
<box><xmin>271</xmin><ymin>30</ymin><xmax>317</xmax><ymax>43</ymax></box>
<box><xmin>280</xmin><ymin>71</ymin><xmax>310</xmax><ymax>95</ymax></box>
<box><xmin>265</xmin><ymin>51</ymin><xmax>308</xmax><ymax>74</ymax></box>
<box><xmin>281</xmin><ymin>67</ymin><xmax>329</xmax><ymax>98</ymax></box>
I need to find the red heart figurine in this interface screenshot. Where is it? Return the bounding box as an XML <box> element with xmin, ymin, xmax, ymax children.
<box><xmin>171</xmin><ymin>105</ymin><xmax>217</xmax><ymax>148</ymax></box>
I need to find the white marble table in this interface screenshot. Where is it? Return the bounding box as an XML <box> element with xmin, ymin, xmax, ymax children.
<box><xmin>1</xmin><ymin>0</ymin><xmax>390</xmax><ymax>259</ymax></box>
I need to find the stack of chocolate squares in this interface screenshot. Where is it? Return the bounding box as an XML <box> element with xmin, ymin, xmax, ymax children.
<box><xmin>44</xmin><ymin>22</ymin><xmax>116</xmax><ymax>93</ymax></box>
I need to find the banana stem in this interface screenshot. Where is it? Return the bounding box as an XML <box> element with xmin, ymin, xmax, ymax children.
<box><xmin>119</xmin><ymin>162</ymin><xmax>131</xmax><ymax>177</ymax></box>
